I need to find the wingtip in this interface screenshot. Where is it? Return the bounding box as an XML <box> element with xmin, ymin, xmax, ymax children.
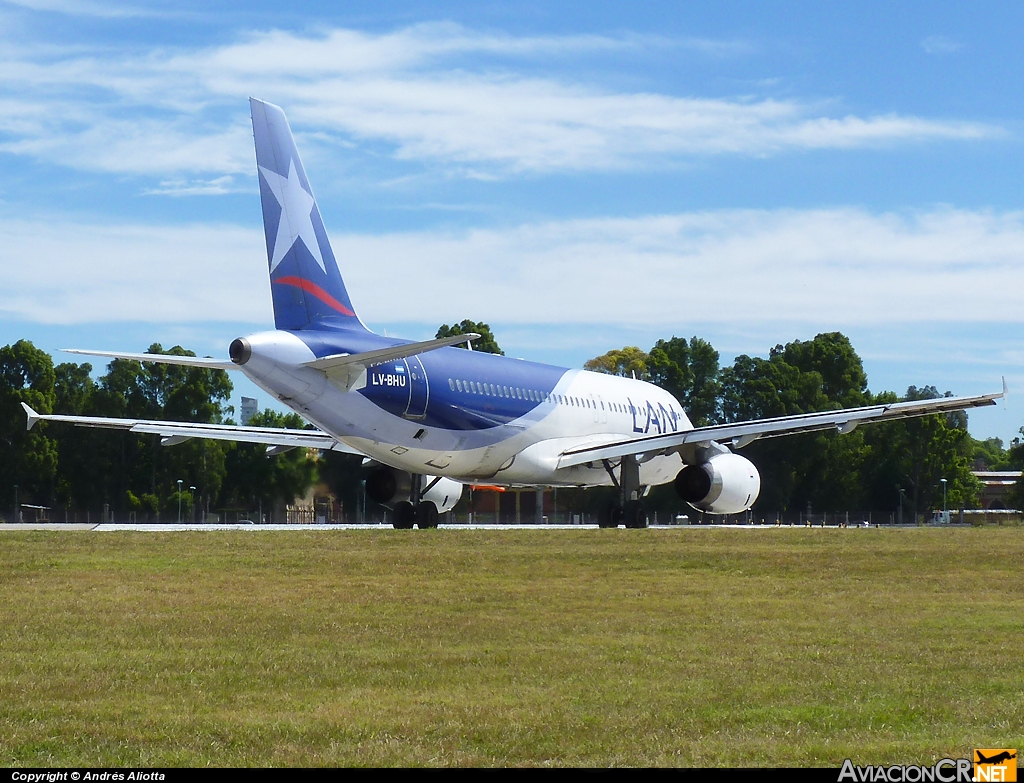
<box><xmin>1002</xmin><ymin>376</ymin><xmax>1009</xmax><ymax>409</ymax></box>
<box><xmin>21</xmin><ymin>402</ymin><xmax>40</xmax><ymax>431</ymax></box>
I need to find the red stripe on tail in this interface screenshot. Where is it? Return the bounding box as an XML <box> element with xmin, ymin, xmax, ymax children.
<box><xmin>274</xmin><ymin>276</ymin><xmax>356</xmax><ymax>317</ymax></box>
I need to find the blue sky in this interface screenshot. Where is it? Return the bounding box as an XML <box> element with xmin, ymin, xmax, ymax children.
<box><xmin>1</xmin><ymin>0</ymin><xmax>1022</xmax><ymax>442</ymax></box>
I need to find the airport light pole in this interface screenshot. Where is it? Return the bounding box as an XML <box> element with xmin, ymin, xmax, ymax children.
<box><xmin>13</xmin><ymin>484</ymin><xmax>18</xmax><ymax>524</ymax></box>
<box><xmin>941</xmin><ymin>478</ymin><xmax>948</xmax><ymax>521</ymax></box>
<box><xmin>898</xmin><ymin>487</ymin><xmax>905</xmax><ymax>526</ymax></box>
<box><xmin>177</xmin><ymin>479</ymin><xmax>183</xmax><ymax>523</ymax></box>
<box><xmin>189</xmin><ymin>486</ymin><xmax>196</xmax><ymax>524</ymax></box>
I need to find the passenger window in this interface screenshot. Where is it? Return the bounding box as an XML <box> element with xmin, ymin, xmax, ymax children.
<box><xmin>456</xmin><ymin>380</ymin><xmax>463</xmax><ymax>392</ymax></box>
<box><xmin>448</xmin><ymin>378</ymin><xmax>455</xmax><ymax>391</ymax></box>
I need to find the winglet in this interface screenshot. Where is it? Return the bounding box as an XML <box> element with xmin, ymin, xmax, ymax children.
<box><xmin>21</xmin><ymin>402</ymin><xmax>41</xmax><ymax>431</ymax></box>
<box><xmin>1003</xmin><ymin>376</ymin><xmax>1009</xmax><ymax>409</ymax></box>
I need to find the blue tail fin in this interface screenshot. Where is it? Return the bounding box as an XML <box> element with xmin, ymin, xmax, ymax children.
<box><xmin>250</xmin><ymin>98</ymin><xmax>366</xmax><ymax>332</ymax></box>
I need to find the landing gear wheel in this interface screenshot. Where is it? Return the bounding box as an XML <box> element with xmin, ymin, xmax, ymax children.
<box><xmin>392</xmin><ymin>501</ymin><xmax>415</xmax><ymax>529</ymax></box>
<box><xmin>416</xmin><ymin>501</ymin><xmax>439</xmax><ymax>529</ymax></box>
<box><xmin>624</xmin><ymin>500</ymin><xmax>647</xmax><ymax>529</ymax></box>
<box><xmin>598</xmin><ymin>502</ymin><xmax>620</xmax><ymax>528</ymax></box>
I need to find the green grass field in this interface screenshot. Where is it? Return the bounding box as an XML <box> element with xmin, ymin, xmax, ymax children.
<box><xmin>1</xmin><ymin>527</ymin><xmax>1021</xmax><ymax>767</ymax></box>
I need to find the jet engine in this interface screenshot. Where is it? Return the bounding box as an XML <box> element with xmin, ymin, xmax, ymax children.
<box><xmin>674</xmin><ymin>452</ymin><xmax>760</xmax><ymax>515</ymax></box>
<box><xmin>364</xmin><ymin>466</ymin><xmax>464</xmax><ymax>513</ymax></box>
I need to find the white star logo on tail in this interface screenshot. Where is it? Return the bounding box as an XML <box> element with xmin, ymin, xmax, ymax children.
<box><xmin>259</xmin><ymin>160</ymin><xmax>326</xmax><ymax>273</ymax></box>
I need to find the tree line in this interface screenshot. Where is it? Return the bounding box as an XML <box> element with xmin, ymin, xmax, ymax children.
<box><xmin>1</xmin><ymin>325</ymin><xmax>1020</xmax><ymax>522</ymax></box>
<box><xmin>0</xmin><ymin>340</ymin><xmax>320</xmax><ymax>522</ymax></box>
<box><xmin>585</xmin><ymin>332</ymin><xmax>1023</xmax><ymax>518</ymax></box>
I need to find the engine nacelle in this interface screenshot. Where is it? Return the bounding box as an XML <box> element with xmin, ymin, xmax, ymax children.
<box><xmin>674</xmin><ymin>452</ymin><xmax>760</xmax><ymax>515</ymax></box>
<box><xmin>364</xmin><ymin>466</ymin><xmax>464</xmax><ymax>513</ymax></box>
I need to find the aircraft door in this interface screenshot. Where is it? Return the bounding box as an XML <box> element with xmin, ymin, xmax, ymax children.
<box><xmin>403</xmin><ymin>355</ymin><xmax>429</xmax><ymax>419</ymax></box>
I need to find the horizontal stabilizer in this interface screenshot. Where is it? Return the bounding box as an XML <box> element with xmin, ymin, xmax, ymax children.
<box><xmin>63</xmin><ymin>349</ymin><xmax>235</xmax><ymax>371</ymax></box>
<box><xmin>305</xmin><ymin>332</ymin><xmax>480</xmax><ymax>372</ymax></box>
<box><xmin>21</xmin><ymin>403</ymin><xmax>363</xmax><ymax>455</ymax></box>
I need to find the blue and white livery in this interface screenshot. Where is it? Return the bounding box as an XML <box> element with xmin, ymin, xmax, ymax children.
<box><xmin>26</xmin><ymin>100</ymin><xmax>1005</xmax><ymax>529</ymax></box>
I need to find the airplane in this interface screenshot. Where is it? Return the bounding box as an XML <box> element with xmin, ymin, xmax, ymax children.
<box><xmin>22</xmin><ymin>98</ymin><xmax>1005</xmax><ymax>529</ymax></box>
<box><xmin>975</xmin><ymin>751</ymin><xmax>1017</xmax><ymax>766</ymax></box>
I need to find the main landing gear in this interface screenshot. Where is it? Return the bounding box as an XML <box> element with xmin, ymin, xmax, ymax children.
<box><xmin>391</xmin><ymin>501</ymin><xmax>438</xmax><ymax>529</ymax></box>
<box><xmin>598</xmin><ymin>454</ymin><xmax>648</xmax><ymax>529</ymax></box>
<box><xmin>391</xmin><ymin>474</ymin><xmax>439</xmax><ymax>529</ymax></box>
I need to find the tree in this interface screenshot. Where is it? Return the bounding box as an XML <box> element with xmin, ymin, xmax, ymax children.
<box><xmin>220</xmin><ymin>409</ymin><xmax>318</xmax><ymax>519</ymax></box>
<box><xmin>1007</xmin><ymin>430</ymin><xmax>1024</xmax><ymax>510</ymax></box>
<box><xmin>719</xmin><ymin>333</ymin><xmax>870</xmax><ymax>513</ymax></box>
<box><xmin>862</xmin><ymin>386</ymin><xmax>980</xmax><ymax>518</ymax></box>
<box><xmin>647</xmin><ymin>337</ymin><xmax>721</xmax><ymax>426</ymax></box>
<box><xmin>0</xmin><ymin>341</ymin><xmax>58</xmax><ymax>514</ymax></box>
<box><xmin>52</xmin><ymin>361</ymin><xmax>101</xmax><ymax>508</ymax></box>
<box><xmin>48</xmin><ymin>345</ymin><xmax>233</xmax><ymax>517</ymax></box>
<box><xmin>584</xmin><ymin>346</ymin><xmax>650</xmax><ymax>379</ymax></box>
<box><xmin>436</xmin><ymin>320</ymin><xmax>504</xmax><ymax>355</ymax></box>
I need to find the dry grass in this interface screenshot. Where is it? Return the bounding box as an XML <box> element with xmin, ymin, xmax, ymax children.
<box><xmin>0</xmin><ymin>527</ymin><xmax>1021</xmax><ymax>766</ymax></box>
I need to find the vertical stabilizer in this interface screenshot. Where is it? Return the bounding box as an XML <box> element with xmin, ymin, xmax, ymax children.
<box><xmin>250</xmin><ymin>98</ymin><xmax>365</xmax><ymax>331</ymax></box>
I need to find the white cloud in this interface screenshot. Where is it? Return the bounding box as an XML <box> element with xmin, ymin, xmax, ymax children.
<box><xmin>0</xmin><ymin>219</ymin><xmax>269</xmax><ymax>324</ymax></box>
<box><xmin>921</xmin><ymin>35</ymin><xmax>964</xmax><ymax>54</ymax></box>
<box><xmin>0</xmin><ymin>113</ymin><xmax>254</xmax><ymax>174</ymax></box>
<box><xmin>142</xmin><ymin>175</ymin><xmax>247</xmax><ymax>196</ymax></box>
<box><xmin>0</xmin><ymin>24</ymin><xmax>1001</xmax><ymax>178</ymax></box>
<box><xmin>0</xmin><ymin>0</ymin><xmax>159</xmax><ymax>18</ymax></box>
<box><xmin>338</xmin><ymin>208</ymin><xmax>1024</xmax><ymax>326</ymax></box>
<box><xmin>4</xmin><ymin>207</ymin><xmax>1024</xmax><ymax>328</ymax></box>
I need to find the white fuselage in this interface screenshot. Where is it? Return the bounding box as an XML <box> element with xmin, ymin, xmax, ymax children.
<box><xmin>237</xmin><ymin>330</ymin><xmax>688</xmax><ymax>488</ymax></box>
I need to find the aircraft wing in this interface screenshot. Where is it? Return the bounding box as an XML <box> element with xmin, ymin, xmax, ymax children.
<box><xmin>21</xmin><ymin>403</ymin><xmax>363</xmax><ymax>455</ymax></box>
<box><xmin>62</xmin><ymin>349</ymin><xmax>236</xmax><ymax>370</ymax></box>
<box><xmin>557</xmin><ymin>388</ymin><xmax>1004</xmax><ymax>469</ymax></box>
